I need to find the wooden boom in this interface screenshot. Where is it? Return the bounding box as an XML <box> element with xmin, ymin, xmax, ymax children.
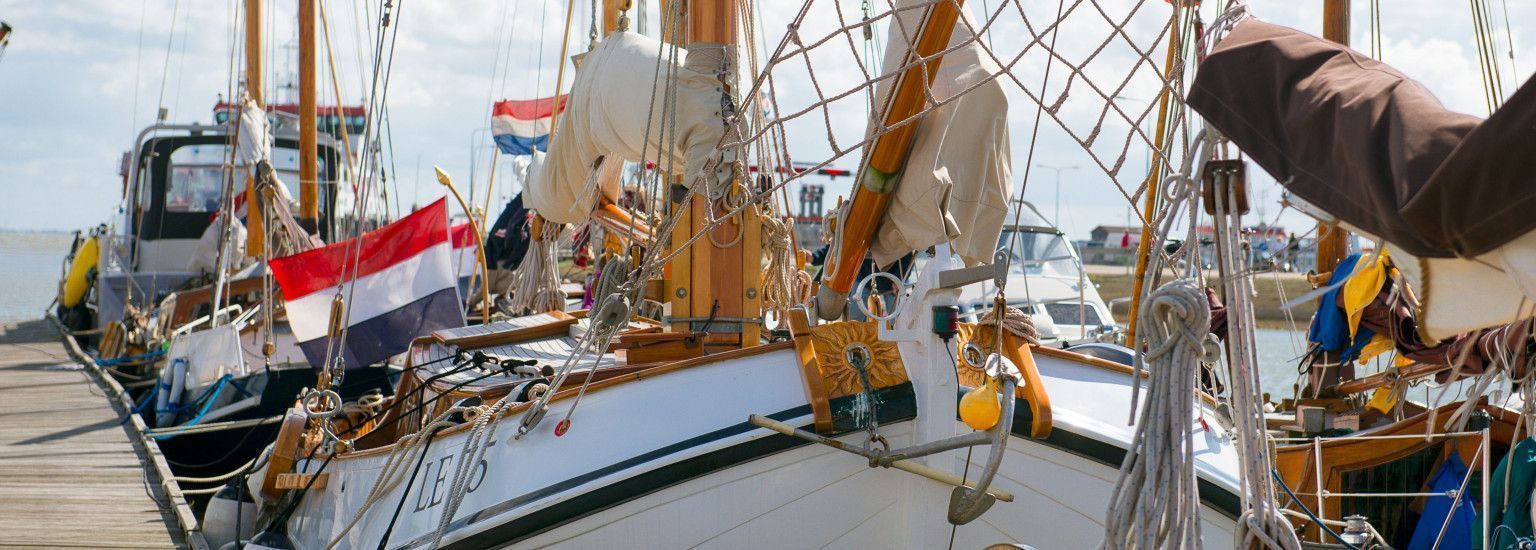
<box><xmin>816</xmin><ymin>0</ymin><xmax>965</xmax><ymax>319</ymax></box>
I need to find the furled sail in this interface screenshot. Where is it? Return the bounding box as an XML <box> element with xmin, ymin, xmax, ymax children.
<box><xmin>860</xmin><ymin>1</ymin><xmax>1011</xmax><ymax>268</ymax></box>
<box><xmin>1188</xmin><ymin>18</ymin><xmax>1536</xmax><ymax>340</ymax></box>
<box><xmin>524</xmin><ymin>32</ymin><xmax>725</xmax><ymax>224</ymax></box>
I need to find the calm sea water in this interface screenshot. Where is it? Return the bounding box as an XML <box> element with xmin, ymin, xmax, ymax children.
<box><xmin>0</xmin><ymin>231</ymin><xmax>73</xmax><ymax>323</ymax></box>
<box><xmin>1256</xmin><ymin>327</ymin><xmax>1311</xmax><ymax>397</ymax></box>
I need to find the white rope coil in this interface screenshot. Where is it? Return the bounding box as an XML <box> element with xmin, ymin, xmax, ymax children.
<box><xmin>1103</xmin><ymin>278</ymin><xmax>1209</xmax><ymax>550</ymax></box>
<box><xmin>503</xmin><ymin>221</ymin><xmax>566</xmax><ymax>315</ymax></box>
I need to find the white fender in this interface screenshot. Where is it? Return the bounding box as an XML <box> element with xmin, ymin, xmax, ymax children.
<box><xmin>156</xmin><ymin>358</ymin><xmax>187</xmax><ymax>428</ymax></box>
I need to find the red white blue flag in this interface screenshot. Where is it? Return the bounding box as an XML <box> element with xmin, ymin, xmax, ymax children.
<box><xmin>491</xmin><ymin>96</ymin><xmax>565</xmax><ymax>155</ymax></box>
<box><xmin>269</xmin><ymin>198</ymin><xmax>465</xmax><ymax>368</ymax></box>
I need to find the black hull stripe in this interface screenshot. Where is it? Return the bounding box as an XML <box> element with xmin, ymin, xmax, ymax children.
<box><xmin>995</xmin><ymin>389</ymin><xmax>1242</xmax><ymax>520</ymax></box>
<box><xmin>404</xmin><ymin>383</ymin><xmax>1236</xmax><ymax>549</ymax></box>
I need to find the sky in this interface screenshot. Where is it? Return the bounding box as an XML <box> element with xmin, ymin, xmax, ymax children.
<box><xmin>0</xmin><ymin>0</ymin><xmax>1530</xmax><ymax>242</ymax></box>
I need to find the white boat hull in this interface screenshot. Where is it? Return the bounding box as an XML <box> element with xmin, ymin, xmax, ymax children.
<box><xmin>274</xmin><ymin>345</ymin><xmax>1241</xmax><ymax>549</ymax></box>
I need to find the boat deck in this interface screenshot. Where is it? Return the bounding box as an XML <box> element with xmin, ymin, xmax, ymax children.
<box><xmin>0</xmin><ymin>319</ymin><xmax>184</xmax><ymax>548</ymax></box>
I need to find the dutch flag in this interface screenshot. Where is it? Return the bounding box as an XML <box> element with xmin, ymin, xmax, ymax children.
<box><xmin>450</xmin><ymin>221</ymin><xmax>480</xmax><ymax>295</ymax></box>
<box><xmin>491</xmin><ymin>96</ymin><xmax>566</xmax><ymax>155</ymax></box>
<box><xmin>269</xmin><ymin>198</ymin><xmax>466</xmax><ymax>369</ymax></box>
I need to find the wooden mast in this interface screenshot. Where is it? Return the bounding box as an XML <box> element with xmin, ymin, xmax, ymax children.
<box><xmin>813</xmin><ymin>0</ymin><xmax>966</xmax><ymax>320</ymax></box>
<box><xmin>667</xmin><ymin>0</ymin><xmax>764</xmax><ymax>347</ymax></box>
<box><xmin>1124</xmin><ymin>20</ymin><xmax>1180</xmax><ymax>344</ymax></box>
<box><xmin>603</xmin><ymin>0</ymin><xmax>629</xmax><ymax>36</ymax></box>
<box><xmin>1315</xmin><ymin>0</ymin><xmax>1351</xmax><ymax>274</ymax></box>
<box><xmin>244</xmin><ymin>0</ymin><xmax>265</xmax><ymax>256</ymax></box>
<box><xmin>298</xmin><ymin>0</ymin><xmax>320</xmax><ymax>234</ymax></box>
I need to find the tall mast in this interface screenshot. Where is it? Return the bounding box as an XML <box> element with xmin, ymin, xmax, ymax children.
<box><xmin>1315</xmin><ymin>0</ymin><xmax>1351</xmax><ymax>273</ymax></box>
<box><xmin>298</xmin><ymin>0</ymin><xmax>320</xmax><ymax>234</ymax></box>
<box><xmin>666</xmin><ymin>0</ymin><xmax>763</xmax><ymax>347</ymax></box>
<box><xmin>245</xmin><ymin>0</ymin><xmax>265</xmax><ymax>256</ymax></box>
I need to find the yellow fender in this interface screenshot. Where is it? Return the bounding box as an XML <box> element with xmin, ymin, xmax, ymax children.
<box><xmin>60</xmin><ymin>237</ymin><xmax>99</xmax><ymax>308</ymax></box>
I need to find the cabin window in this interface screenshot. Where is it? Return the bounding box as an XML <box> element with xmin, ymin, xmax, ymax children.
<box><xmin>167</xmin><ymin>145</ymin><xmax>232</xmax><ymax>214</ymax></box>
<box><xmin>997</xmin><ymin>230</ymin><xmax>1079</xmax><ymax>278</ymax></box>
<box><xmin>167</xmin><ymin>144</ymin><xmax>327</xmax><ymax>212</ymax></box>
<box><xmin>1043</xmin><ymin>301</ymin><xmax>1101</xmax><ymax>326</ymax></box>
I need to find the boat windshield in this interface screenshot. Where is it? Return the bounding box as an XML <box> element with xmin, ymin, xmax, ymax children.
<box><xmin>996</xmin><ymin>228</ymin><xmax>1081</xmax><ymax>279</ymax></box>
<box><xmin>167</xmin><ymin>144</ymin><xmax>323</xmax><ymax>212</ymax></box>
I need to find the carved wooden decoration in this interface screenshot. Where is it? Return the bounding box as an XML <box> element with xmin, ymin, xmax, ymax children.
<box><xmin>808</xmin><ymin>321</ymin><xmax>908</xmax><ymax>398</ymax></box>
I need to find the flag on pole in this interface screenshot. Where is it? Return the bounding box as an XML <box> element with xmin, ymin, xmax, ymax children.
<box><xmin>491</xmin><ymin>96</ymin><xmax>566</xmax><ymax>155</ymax></box>
<box><xmin>269</xmin><ymin>198</ymin><xmax>465</xmax><ymax>369</ymax></box>
<box><xmin>449</xmin><ymin>221</ymin><xmax>480</xmax><ymax>294</ymax></box>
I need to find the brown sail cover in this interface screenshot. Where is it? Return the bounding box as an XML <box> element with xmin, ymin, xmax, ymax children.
<box><xmin>1187</xmin><ymin>18</ymin><xmax>1536</xmax><ymax>258</ymax></box>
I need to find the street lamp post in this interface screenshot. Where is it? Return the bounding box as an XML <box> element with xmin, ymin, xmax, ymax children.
<box><xmin>1034</xmin><ymin>163</ymin><xmax>1079</xmax><ymax>224</ymax></box>
<box><xmin>468</xmin><ymin>126</ymin><xmax>492</xmax><ymax>200</ymax></box>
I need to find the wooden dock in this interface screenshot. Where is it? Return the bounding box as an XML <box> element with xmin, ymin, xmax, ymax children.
<box><xmin>0</xmin><ymin>319</ymin><xmax>184</xmax><ymax>549</ymax></box>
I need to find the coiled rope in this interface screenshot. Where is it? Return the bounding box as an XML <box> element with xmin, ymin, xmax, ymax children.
<box><xmin>977</xmin><ymin>305</ymin><xmax>1040</xmax><ymax>345</ymax></box>
<box><xmin>759</xmin><ymin>214</ymin><xmax>811</xmax><ymax>328</ymax></box>
<box><xmin>503</xmin><ymin>219</ymin><xmax>566</xmax><ymax>314</ymax></box>
<box><xmin>1103</xmin><ymin>279</ymin><xmax>1211</xmax><ymax>549</ymax></box>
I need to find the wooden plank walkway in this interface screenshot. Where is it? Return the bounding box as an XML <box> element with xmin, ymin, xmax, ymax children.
<box><xmin>0</xmin><ymin>319</ymin><xmax>184</xmax><ymax>549</ymax></box>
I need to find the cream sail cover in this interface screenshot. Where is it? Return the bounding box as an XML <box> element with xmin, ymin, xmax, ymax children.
<box><xmin>865</xmin><ymin>2</ymin><xmax>1011</xmax><ymax>268</ymax></box>
<box><xmin>525</xmin><ymin>32</ymin><xmax>723</xmax><ymax>224</ymax></box>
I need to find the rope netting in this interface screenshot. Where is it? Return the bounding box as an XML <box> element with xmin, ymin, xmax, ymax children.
<box><xmin>725</xmin><ymin>0</ymin><xmax>1201</xmax><ymax>224</ymax></box>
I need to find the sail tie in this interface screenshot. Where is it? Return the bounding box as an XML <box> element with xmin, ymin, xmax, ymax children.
<box><xmin>502</xmin><ymin>219</ymin><xmax>566</xmax><ymax>315</ymax></box>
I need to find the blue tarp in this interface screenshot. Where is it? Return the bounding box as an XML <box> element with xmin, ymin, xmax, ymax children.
<box><xmin>1409</xmin><ymin>452</ymin><xmax>1477</xmax><ymax>550</ymax></box>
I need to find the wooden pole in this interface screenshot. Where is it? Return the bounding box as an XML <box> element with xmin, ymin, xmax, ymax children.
<box><xmin>245</xmin><ymin>0</ymin><xmax>265</xmax><ymax>257</ymax></box>
<box><xmin>298</xmin><ymin>0</ymin><xmax>320</xmax><ymax>234</ymax></box>
<box><xmin>603</xmin><ymin>0</ymin><xmax>630</xmax><ymax>36</ymax></box>
<box><xmin>814</xmin><ymin>0</ymin><xmax>966</xmax><ymax>319</ymax></box>
<box><xmin>685</xmin><ymin>0</ymin><xmax>755</xmax><ymax>345</ymax></box>
<box><xmin>1315</xmin><ymin>0</ymin><xmax>1351</xmax><ymax>273</ymax></box>
<box><xmin>435</xmin><ymin>167</ymin><xmax>493</xmax><ymax>324</ymax></box>
<box><xmin>1124</xmin><ymin>20</ymin><xmax>1180</xmax><ymax>345</ymax></box>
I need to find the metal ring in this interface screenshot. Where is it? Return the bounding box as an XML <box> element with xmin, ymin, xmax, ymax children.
<box><xmin>844</xmin><ymin>343</ymin><xmax>872</xmax><ymax>372</ymax></box>
<box><xmin>853</xmin><ymin>271</ymin><xmax>905</xmax><ymax>322</ymax></box>
<box><xmin>302</xmin><ymin>389</ymin><xmax>343</xmax><ymax>419</ymax></box>
<box><xmin>962</xmin><ymin>342</ymin><xmax>986</xmax><ymax>370</ymax></box>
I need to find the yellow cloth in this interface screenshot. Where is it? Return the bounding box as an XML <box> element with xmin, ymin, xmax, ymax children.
<box><xmin>1357</xmin><ymin>334</ymin><xmax>1394</xmax><ymax>363</ymax></box>
<box><xmin>1366</xmin><ymin>385</ymin><xmax>1399</xmax><ymax>415</ymax></box>
<box><xmin>1342</xmin><ymin>249</ymin><xmax>1390</xmax><ymax>338</ymax></box>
